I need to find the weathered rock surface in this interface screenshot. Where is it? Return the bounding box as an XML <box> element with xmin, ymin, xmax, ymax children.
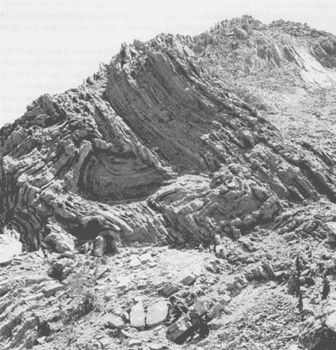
<box><xmin>130</xmin><ymin>301</ymin><xmax>146</xmax><ymax>330</ymax></box>
<box><xmin>2</xmin><ymin>21</ymin><xmax>336</xmax><ymax>255</ymax></box>
<box><xmin>3</xmin><ymin>15</ymin><xmax>336</xmax><ymax>350</ymax></box>
<box><xmin>44</xmin><ymin>222</ymin><xmax>75</xmax><ymax>253</ymax></box>
<box><xmin>146</xmin><ymin>300</ymin><xmax>170</xmax><ymax>328</ymax></box>
<box><xmin>100</xmin><ymin>314</ymin><xmax>125</xmax><ymax>329</ymax></box>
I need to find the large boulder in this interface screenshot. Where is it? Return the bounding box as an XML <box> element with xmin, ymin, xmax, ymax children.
<box><xmin>130</xmin><ymin>301</ymin><xmax>146</xmax><ymax>330</ymax></box>
<box><xmin>44</xmin><ymin>223</ymin><xmax>75</xmax><ymax>253</ymax></box>
<box><xmin>146</xmin><ymin>300</ymin><xmax>170</xmax><ymax>328</ymax></box>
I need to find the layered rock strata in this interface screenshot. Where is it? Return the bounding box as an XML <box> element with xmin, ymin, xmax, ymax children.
<box><xmin>1</xmin><ymin>30</ymin><xmax>336</xmax><ymax>254</ymax></box>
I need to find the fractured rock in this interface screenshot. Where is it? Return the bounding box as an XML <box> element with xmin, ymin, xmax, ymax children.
<box><xmin>44</xmin><ymin>223</ymin><xmax>75</xmax><ymax>253</ymax></box>
<box><xmin>160</xmin><ymin>282</ymin><xmax>180</xmax><ymax>297</ymax></box>
<box><xmin>100</xmin><ymin>314</ymin><xmax>124</xmax><ymax>329</ymax></box>
<box><xmin>219</xmin><ymin>295</ymin><xmax>231</xmax><ymax>305</ymax></box>
<box><xmin>166</xmin><ymin>315</ymin><xmax>193</xmax><ymax>342</ymax></box>
<box><xmin>209</xmin><ymin>303</ymin><xmax>224</xmax><ymax>319</ymax></box>
<box><xmin>3</xmin><ymin>17</ymin><xmax>336</xmax><ymax>350</ymax></box>
<box><xmin>130</xmin><ymin>301</ymin><xmax>146</xmax><ymax>330</ymax></box>
<box><xmin>93</xmin><ymin>236</ymin><xmax>105</xmax><ymax>257</ymax></box>
<box><xmin>3</xmin><ymin>22</ymin><xmax>336</xmax><ymax>256</ymax></box>
<box><xmin>180</xmin><ymin>274</ymin><xmax>196</xmax><ymax>286</ymax></box>
<box><xmin>117</xmin><ymin>275</ymin><xmax>133</xmax><ymax>289</ymax></box>
<box><xmin>146</xmin><ymin>300</ymin><xmax>170</xmax><ymax>328</ymax></box>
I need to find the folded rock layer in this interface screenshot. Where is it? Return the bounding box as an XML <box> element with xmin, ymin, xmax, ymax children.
<box><xmin>1</xmin><ymin>19</ymin><xmax>336</xmax><ymax>252</ymax></box>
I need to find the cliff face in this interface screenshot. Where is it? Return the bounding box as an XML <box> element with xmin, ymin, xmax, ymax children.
<box><xmin>1</xmin><ymin>17</ymin><xmax>336</xmax><ymax>254</ymax></box>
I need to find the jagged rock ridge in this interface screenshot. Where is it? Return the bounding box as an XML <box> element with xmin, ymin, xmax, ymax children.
<box><xmin>1</xmin><ymin>17</ymin><xmax>336</xmax><ymax>255</ymax></box>
<box><xmin>3</xmin><ymin>16</ymin><xmax>336</xmax><ymax>350</ymax></box>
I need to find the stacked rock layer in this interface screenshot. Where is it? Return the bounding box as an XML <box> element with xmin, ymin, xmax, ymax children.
<box><xmin>1</xmin><ymin>31</ymin><xmax>336</xmax><ymax>253</ymax></box>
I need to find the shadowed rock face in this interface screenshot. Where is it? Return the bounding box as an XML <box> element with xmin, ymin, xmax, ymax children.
<box><xmin>79</xmin><ymin>149</ymin><xmax>166</xmax><ymax>202</ymax></box>
<box><xmin>2</xmin><ymin>19</ymin><xmax>336</xmax><ymax>252</ymax></box>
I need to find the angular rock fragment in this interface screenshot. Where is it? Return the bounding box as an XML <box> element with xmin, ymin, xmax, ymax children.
<box><xmin>130</xmin><ymin>301</ymin><xmax>146</xmax><ymax>330</ymax></box>
<box><xmin>117</xmin><ymin>275</ymin><xmax>133</xmax><ymax>289</ymax></box>
<box><xmin>42</xmin><ymin>283</ymin><xmax>65</xmax><ymax>297</ymax></box>
<box><xmin>324</xmin><ymin>222</ymin><xmax>336</xmax><ymax>242</ymax></box>
<box><xmin>44</xmin><ymin>231</ymin><xmax>75</xmax><ymax>254</ymax></box>
<box><xmin>100</xmin><ymin>314</ymin><xmax>124</xmax><ymax>329</ymax></box>
<box><xmin>93</xmin><ymin>236</ymin><xmax>105</xmax><ymax>257</ymax></box>
<box><xmin>209</xmin><ymin>303</ymin><xmax>224</xmax><ymax>319</ymax></box>
<box><xmin>160</xmin><ymin>282</ymin><xmax>180</xmax><ymax>297</ymax></box>
<box><xmin>219</xmin><ymin>295</ymin><xmax>231</xmax><ymax>305</ymax></box>
<box><xmin>129</xmin><ymin>257</ymin><xmax>142</xmax><ymax>268</ymax></box>
<box><xmin>139</xmin><ymin>252</ymin><xmax>154</xmax><ymax>264</ymax></box>
<box><xmin>146</xmin><ymin>300</ymin><xmax>170</xmax><ymax>328</ymax></box>
<box><xmin>180</xmin><ymin>274</ymin><xmax>196</xmax><ymax>286</ymax></box>
<box><xmin>208</xmin><ymin>319</ymin><xmax>222</xmax><ymax>330</ymax></box>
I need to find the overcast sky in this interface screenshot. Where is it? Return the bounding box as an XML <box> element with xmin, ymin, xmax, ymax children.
<box><xmin>1</xmin><ymin>0</ymin><xmax>336</xmax><ymax>127</ymax></box>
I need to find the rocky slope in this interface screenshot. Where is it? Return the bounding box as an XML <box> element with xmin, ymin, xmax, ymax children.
<box><xmin>2</xmin><ymin>16</ymin><xmax>336</xmax><ymax>350</ymax></box>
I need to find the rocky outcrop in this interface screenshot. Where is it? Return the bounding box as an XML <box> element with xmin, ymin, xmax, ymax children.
<box><xmin>299</xmin><ymin>287</ymin><xmax>336</xmax><ymax>349</ymax></box>
<box><xmin>2</xmin><ymin>18</ymin><xmax>336</xmax><ymax>256</ymax></box>
<box><xmin>4</xmin><ymin>16</ymin><xmax>336</xmax><ymax>350</ymax></box>
<box><xmin>44</xmin><ymin>221</ymin><xmax>75</xmax><ymax>253</ymax></box>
